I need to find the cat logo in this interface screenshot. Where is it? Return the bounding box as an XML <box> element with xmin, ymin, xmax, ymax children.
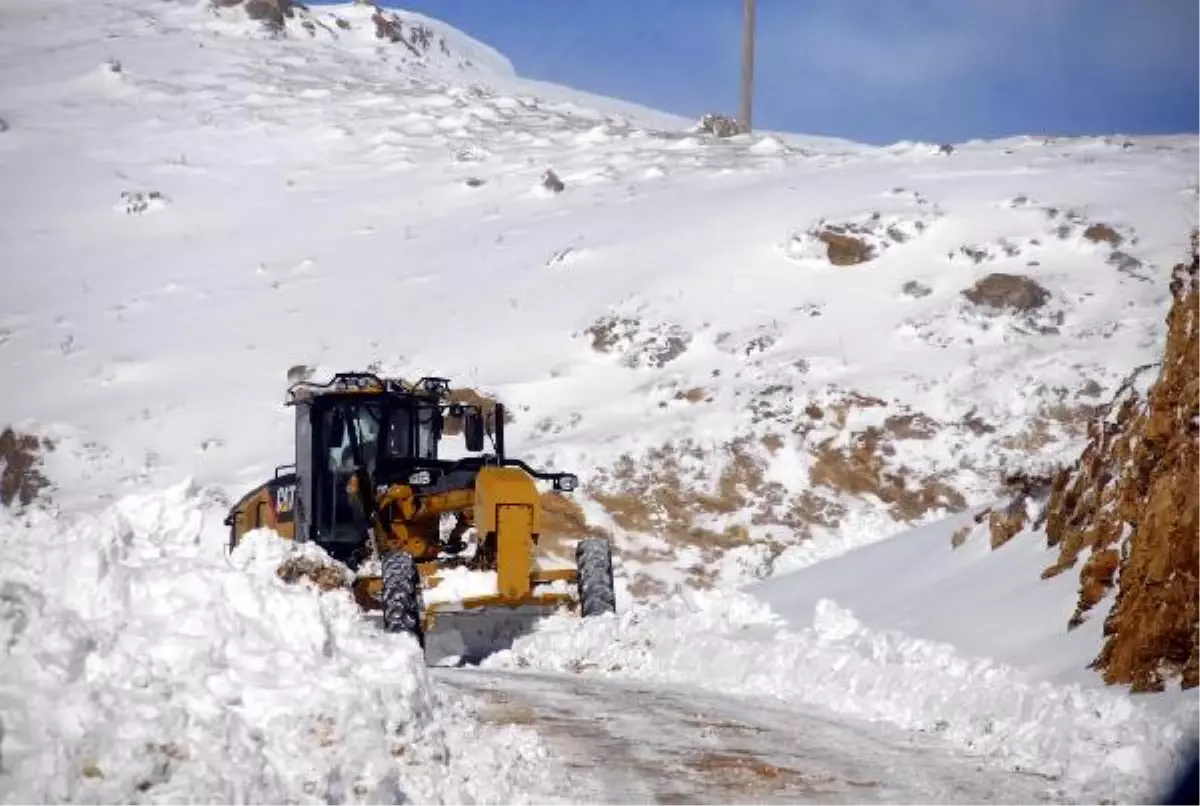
<box><xmin>274</xmin><ymin>483</ymin><xmax>295</xmax><ymax>515</ymax></box>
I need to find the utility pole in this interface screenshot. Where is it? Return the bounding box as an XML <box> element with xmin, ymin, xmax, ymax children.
<box><xmin>740</xmin><ymin>0</ymin><xmax>756</xmax><ymax>133</ymax></box>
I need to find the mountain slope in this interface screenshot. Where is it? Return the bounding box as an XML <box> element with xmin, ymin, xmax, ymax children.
<box><xmin>2</xmin><ymin>0</ymin><xmax>1198</xmax><ymax>802</ymax></box>
<box><xmin>2</xmin><ymin>0</ymin><xmax>1196</xmax><ymax>603</ymax></box>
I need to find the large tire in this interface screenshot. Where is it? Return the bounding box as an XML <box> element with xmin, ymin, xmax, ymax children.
<box><xmin>381</xmin><ymin>551</ymin><xmax>425</xmax><ymax>647</ymax></box>
<box><xmin>576</xmin><ymin>538</ymin><xmax>616</xmax><ymax>617</ymax></box>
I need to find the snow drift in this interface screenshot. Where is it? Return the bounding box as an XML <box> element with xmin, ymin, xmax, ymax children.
<box><xmin>0</xmin><ymin>483</ymin><xmax>559</xmax><ymax>803</ymax></box>
<box><xmin>482</xmin><ymin>587</ymin><xmax>1199</xmax><ymax>804</ymax></box>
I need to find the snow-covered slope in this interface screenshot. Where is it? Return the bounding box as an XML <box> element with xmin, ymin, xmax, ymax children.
<box><xmin>2</xmin><ymin>0</ymin><xmax>1195</xmax><ymax>603</ymax></box>
<box><xmin>1</xmin><ymin>0</ymin><xmax>1197</xmax><ymax>801</ymax></box>
<box><xmin>4</xmin><ymin>0</ymin><xmax>1195</xmax><ymax>604</ymax></box>
<box><xmin>749</xmin><ymin>508</ymin><xmax>1118</xmax><ymax>686</ymax></box>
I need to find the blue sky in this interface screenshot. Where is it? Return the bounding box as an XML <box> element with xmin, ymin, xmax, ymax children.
<box><xmin>325</xmin><ymin>0</ymin><xmax>1198</xmax><ymax>145</ymax></box>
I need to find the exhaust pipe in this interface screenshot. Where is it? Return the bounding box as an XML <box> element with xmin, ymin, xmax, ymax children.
<box><xmin>494</xmin><ymin>403</ymin><xmax>505</xmax><ymax>462</ymax></box>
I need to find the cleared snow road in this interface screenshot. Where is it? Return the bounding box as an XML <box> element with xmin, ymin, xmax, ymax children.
<box><xmin>434</xmin><ymin>667</ymin><xmax>1065</xmax><ymax>805</ymax></box>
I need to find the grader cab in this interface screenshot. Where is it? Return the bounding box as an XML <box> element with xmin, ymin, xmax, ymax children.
<box><xmin>224</xmin><ymin>372</ymin><xmax>615</xmax><ymax>646</ymax></box>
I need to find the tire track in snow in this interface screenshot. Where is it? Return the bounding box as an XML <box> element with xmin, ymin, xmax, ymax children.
<box><xmin>435</xmin><ymin>667</ymin><xmax>1066</xmax><ymax>805</ymax></box>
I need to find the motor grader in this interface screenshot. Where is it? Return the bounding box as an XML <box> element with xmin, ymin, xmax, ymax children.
<box><xmin>224</xmin><ymin>372</ymin><xmax>615</xmax><ymax>646</ymax></box>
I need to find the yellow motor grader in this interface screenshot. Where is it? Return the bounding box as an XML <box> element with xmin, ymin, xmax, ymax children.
<box><xmin>224</xmin><ymin>372</ymin><xmax>615</xmax><ymax>646</ymax></box>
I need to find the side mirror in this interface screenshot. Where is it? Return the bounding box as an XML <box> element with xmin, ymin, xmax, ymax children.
<box><xmin>463</xmin><ymin>410</ymin><xmax>485</xmax><ymax>452</ymax></box>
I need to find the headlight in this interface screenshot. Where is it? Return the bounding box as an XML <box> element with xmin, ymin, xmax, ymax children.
<box><xmin>408</xmin><ymin>471</ymin><xmax>432</xmax><ymax>486</ymax></box>
<box><xmin>553</xmin><ymin>474</ymin><xmax>578</xmax><ymax>492</ymax></box>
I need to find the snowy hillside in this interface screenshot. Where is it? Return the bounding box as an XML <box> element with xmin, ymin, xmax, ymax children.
<box><xmin>2</xmin><ymin>0</ymin><xmax>1196</xmax><ymax>603</ymax></box>
<box><xmin>1</xmin><ymin>0</ymin><xmax>1197</xmax><ymax>802</ymax></box>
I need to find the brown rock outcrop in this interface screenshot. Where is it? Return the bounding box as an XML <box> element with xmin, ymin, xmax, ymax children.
<box><xmin>1041</xmin><ymin>232</ymin><xmax>1198</xmax><ymax>691</ymax></box>
<box><xmin>1</xmin><ymin>428</ymin><xmax>53</xmax><ymax>508</ymax></box>
<box><xmin>816</xmin><ymin>230</ymin><xmax>874</xmax><ymax>266</ymax></box>
<box><xmin>962</xmin><ymin>273</ymin><xmax>1050</xmax><ymax>312</ymax></box>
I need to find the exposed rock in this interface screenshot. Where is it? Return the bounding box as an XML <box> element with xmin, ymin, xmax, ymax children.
<box><xmin>276</xmin><ymin>555</ymin><xmax>349</xmax><ymax>591</ymax></box>
<box><xmin>243</xmin><ymin>0</ymin><xmax>299</xmax><ymax>28</ymax></box>
<box><xmin>673</xmin><ymin>387</ymin><xmax>709</xmax><ymax>404</ymax></box>
<box><xmin>901</xmin><ymin>280</ymin><xmax>932</xmax><ymax>298</ymax></box>
<box><xmin>962</xmin><ymin>273</ymin><xmax>1050</xmax><ymax>312</ymax></box>
<box><xmin>937</xmin><ymin>143</ymin><xmax>955</xmax><ymax>155</ymax></box>
<box><xmin>883</xmin><ymin>412</ymin><xmax>939</xmax><ymax>440</ymax></box>
<box><xmin>1</xmin><ymin>428</ymin><xmax>54</xmax><ymax>508</ymax></box>
<box><xmin>697</xmin><ymin>113</ymin><xmax>741</xmax><ymax>138</ymax></box>
<box><xmin>957</xmin><ymin>245</ymin><xmax>993</xmax><ymax>264</ymax></box>
<box><xmin>1070</xmin><ymin>548</ymin><xmax>1120</xmax><ymax>629</ymax></box>
<box><xmin>741</xmin><ymin>328</ymin><xmax>779</xmax><ymax>356</ymax></box>
<box><xmin>1040</xmin><ymin>233</ymin><xmax>1198</xmax><ymax>691</ymax></box>
<box><xmin>120</xmin><ymin>190</ymin><xmax>167</xmax><ymax>215</ymax></box>
<box><xmin>587</xmin><ymin>438</ymin><xmax>817</xmax><ymax>587</ymax></box>
<box><xmin>370</xmin><ymin>8</ymin><xmax>402</xmax><ymax>42</ymax></box>
<box><xmin>961</xmin><ymin>409</ymin><xmax>997</xmax><ymax>436</ymax></box>
<box><xmin>537</xmin><ymin>492</ymin><xmax>608</xmax><ymax>559</ymax></box>
<box><xmin>817</xmin><ymin>230</ymin><xmax>874</xmax><ymax>266</ymax></box>
<box><xmin>584</xmin><ymin>314</ymin><xmax>640</xmax><ymax>353</ymax></box>
<box><xmin>1083</xmin><ymin>223</ymin><xmax>1123</xmax><ymax>247</ymax></box>
<box><xmin>541</xmin><ymin>169</ymin><xmax>565</xmax><ymax>194</ymax></box>
<box><xmin>366</xmin><ymin>9</ymin><xmax>433</xmax><ymax>54</ymax></box>
<box><xmin>950</xmin><ymin>526</ymin><xmax>972</xmax><ymax>549</ymax></box>
<box><xmin>788</xmin><ymin>211</ymin><xmax>935</xmax><ymax>267</ymax></box>
<box><xmin>988</xmin><ymin>471</ymin><xmax>1053</xmax><ymax>550</ymax></box>
<box><xmin>1107</xmin><ymin>250</ymin><xmax>1149</xmax><ymax>282</ymax></box>
<box><xmin>582</xmin><ymin>314</ymin><xmax>691</xmax><ymax>369</ymax></box>
<box><xmin>808</xmin><ymin>427</ymin><xmax>966</xmax><ymax>522</ymax></box>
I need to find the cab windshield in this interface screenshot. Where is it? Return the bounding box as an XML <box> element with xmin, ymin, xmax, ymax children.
<box><xmin>325</xmin><ymin>400</ymin><xmax>437</xmax><ymax>478</ymax></box>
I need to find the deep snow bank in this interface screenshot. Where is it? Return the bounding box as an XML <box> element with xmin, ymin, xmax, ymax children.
<box><xmin>750</xmin><ymin>507</ymin><xmax>1121</xmax><ymax>686</ymax></box>
<box><xmin>0</xmin><ymin>482</ymin><xmax>557</xmax><ymax>804</ymax></box>
<box><xmin>481</xmin><ymin>589</ymin><xmax>1198</xmax><ymax>804</ymax></box>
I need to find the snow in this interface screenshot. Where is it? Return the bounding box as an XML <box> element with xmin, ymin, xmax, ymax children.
<box><xmin>2</xmin><ymin>0</ymin><xmax>1193</xmax><ymax>544</ymax></box>
<box><xmin>756</xmin><ymin>506</ymin><xmax>1118</xmax><ymax>685</ymax></box>
<box><xmin>1</xmin><ymin>0</ymin><xmax>1196</xmax><ymax>802</ymax></box>
<box><xmin>0</xmin><ymin>483</ymin><xmax>565</xmax><ymax>802</ymax></box>
<box><xmin>442</xmin><ymin>666</ymin><xmax>1078</xmax><ymax>805</ymax></box>
<box><xmin>482</xmin><ymin>585</ymin><xmax>1198</xmax><ymax>804</ymax></box>
<box><xmin>481</xmin><ymin>507</ymin><xmax>1199</xmax><ymax>801</ymax></box>
<box><xmin>425</xmin><ymin>566</ymin><xmax>499</xmax><ymax>606</ymax></box>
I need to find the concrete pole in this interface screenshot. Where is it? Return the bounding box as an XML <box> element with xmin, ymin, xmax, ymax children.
<box><xmin>740</xmin><ymin>0</ymin><xmax>756</xmax><ymax>133</ymax></box>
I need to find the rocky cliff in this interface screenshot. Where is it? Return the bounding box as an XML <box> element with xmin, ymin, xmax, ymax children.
<box><xmin>1041</xmin><ymin>232</ymin><xmax>1198</xmax><ymax>692</ymax></box>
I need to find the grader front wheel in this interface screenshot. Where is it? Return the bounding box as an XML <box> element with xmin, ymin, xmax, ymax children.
<box><xmin>381</xmin><ymin>550</ymin><xmax>425</xmax><ymax>647</ymax></box>
<box><xmin>576</xmin><ymin>537</ymin><xmax>616</xmax><ymax>617</ymax></box>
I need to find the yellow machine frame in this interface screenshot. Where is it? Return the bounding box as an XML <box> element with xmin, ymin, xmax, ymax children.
<box><xmin>225</xmin><ymin>372</ymin><xmax>605</xmax><ymax>639</ymax></box>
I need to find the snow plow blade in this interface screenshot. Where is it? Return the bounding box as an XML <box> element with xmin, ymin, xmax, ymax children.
<box><xmin>352</xmin><ymin>566</ymin><xmax>581</xmax><ymax>632</ymax></box>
